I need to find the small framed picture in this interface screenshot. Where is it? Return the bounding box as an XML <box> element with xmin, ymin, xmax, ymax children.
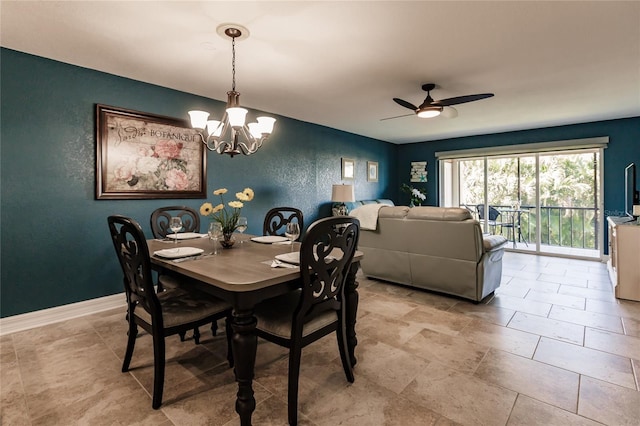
<box><xmin>367</xmin><ymin>161</ymin><xmax>379</xmax><ymax>182</ymax></box>
<box><xmin>342</xmin><ymin>158</ymin><xmax>355</xmax><ymax>180</ymax></box>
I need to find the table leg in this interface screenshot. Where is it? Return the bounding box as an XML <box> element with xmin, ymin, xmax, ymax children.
<box><xmin>344</xmin><ymin>261</ymin><xmax>360</xmax><ymax>367</ymax></box>
<box><xmin>231</xmin><ymin>308</ymin><xmax>257</xmax><ymax>426</ymax></box>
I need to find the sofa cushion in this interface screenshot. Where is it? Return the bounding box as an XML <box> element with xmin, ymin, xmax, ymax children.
<box><xmin>406</xmin><ymin>206</ymin><xmax>472</xmax><ymax>221</ymax></box>
<box><xmin>378</xmin><ymin>206</ymin><xmax>410</xmax><ymax>218</ymax></box>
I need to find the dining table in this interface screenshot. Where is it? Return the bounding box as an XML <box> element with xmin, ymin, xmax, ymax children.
<box><xmin>148</xmin><ymin>234</ymin><xmax>363</xmax><ymax>426</ymax></box>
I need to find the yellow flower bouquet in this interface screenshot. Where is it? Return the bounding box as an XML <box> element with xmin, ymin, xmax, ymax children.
<box><xmin>200</xmin><ymin>187</ymin><xmax>254</xmax><ymax>235</ymax></box>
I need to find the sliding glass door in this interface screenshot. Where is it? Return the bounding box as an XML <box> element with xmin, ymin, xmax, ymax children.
<box><xmin>439</xmin><ymin>148</ymin><xmax>602</xmax><ymax>259</ymax></box>
<box><xmin>537</xmin><ymin>151</ymin><xmax>600</xmax><ymax>256</ymax></box>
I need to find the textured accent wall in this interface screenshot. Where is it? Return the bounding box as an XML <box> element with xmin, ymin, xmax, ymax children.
<box><xmin>1</xmin><ymin>48</ymin><xmax>397</xmax><ymax>317</ymax></box>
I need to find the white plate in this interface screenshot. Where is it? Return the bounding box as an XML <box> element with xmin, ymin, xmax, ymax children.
<box><xmin>275</xmin><ymin>252</ymin><xmax>300</xmax><ymax>265</ymax></box>
<box><xmin>251</xmin><ymin>235</ymin><xmax>290</xmax><ymax>244</ymax></box>
<box><xmin>165</xmin><ymin>232</ymin><xmax>207</xmax><ymax>240</ymax></box>
<box><xmin>153</xmin><ymin>247</ymin><xmax>204</xmax><ymax>259</ymax></box>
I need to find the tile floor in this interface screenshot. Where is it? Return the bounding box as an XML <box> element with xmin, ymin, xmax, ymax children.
<box><xmin>2</xmin><ymin>252</ymin><xmax>640</xmax><ymax>425</ymax></box>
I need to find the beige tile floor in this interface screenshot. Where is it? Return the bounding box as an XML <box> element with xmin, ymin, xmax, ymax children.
<box><xmin>2</xmin><ymin>252</ymin><xmax>639</xmax><ymax>425</ymax></box>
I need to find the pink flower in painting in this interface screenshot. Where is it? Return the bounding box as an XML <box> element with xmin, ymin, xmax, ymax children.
<box><xmin>165</xmin><ymin>169</ymin><xmax>189</xmax><ymax>190</ymax></box>
<box><xmin>138</xmin><ymin>146</ymin><xmax>153</xmax><ymax>157</ymax></box>
<box><xmin>114</xmin><ymin>163</ymin><xmax>135</xmax><ymax>182</ymax></box>
<box><xmin>154</xmin><ymin>140</ymin><xmax>182</xmax><ymax>159</ymax></box>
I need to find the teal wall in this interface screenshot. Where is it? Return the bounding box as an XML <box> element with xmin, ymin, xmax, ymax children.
<box><xmin>0</xmin><ymin>48</ymin><xmax>397</xmax><ymax>317</ymax></box>
<box><xmin>397</xmin><ymin>118</ymin><xmax>640</xmax><ymax>214</ymax></box>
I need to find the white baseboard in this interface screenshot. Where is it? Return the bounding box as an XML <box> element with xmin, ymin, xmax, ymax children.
<box><xmin>0</xmin><ymin>293</ymin><xmax>126</xmax><ymax>336</ymax></box>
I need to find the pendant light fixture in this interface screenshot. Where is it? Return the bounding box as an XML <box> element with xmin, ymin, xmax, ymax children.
<box><xmin>189</xmin><ymin>24</ymin><xmax>276</xmax><ymax>157</ymax></box>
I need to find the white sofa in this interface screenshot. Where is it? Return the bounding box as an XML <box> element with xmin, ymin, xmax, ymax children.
<box><xmin>356</xmin><ymin>205</ymin><xmax>507</xmax><ymax>302</ymax></box>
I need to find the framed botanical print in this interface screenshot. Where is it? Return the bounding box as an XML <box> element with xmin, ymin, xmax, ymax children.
<box><xmin>95</xmin><ymin>104</ymin><xmax>206</xmax><ymax>199</ymax></box>
<box><xmin>367</xmin><ymin>161</ymin><xmax>379</xmax><ymax>182</ymax></box>
<box><xmin>341</xmin><ymin>157</ymin><xmax>355</xmax><ymax>180</ymax></box>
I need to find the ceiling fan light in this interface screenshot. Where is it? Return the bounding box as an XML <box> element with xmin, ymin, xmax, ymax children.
<box><xmin>417</xmin><ymin>107</ymin><xmax>442</xmax><ymax>118</ymax></box>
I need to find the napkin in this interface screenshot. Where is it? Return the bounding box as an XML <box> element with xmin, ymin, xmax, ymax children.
<box><xmin>271</xmin><ymin>260</ymin><xmax>298</xmax><ymax>269</ymax></box>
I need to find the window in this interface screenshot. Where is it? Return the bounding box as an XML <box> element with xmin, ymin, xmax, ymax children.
<box><xmin>438</xmin><ymin>138</ymin><xmax>606</xmax><ymax>259</ymax></box>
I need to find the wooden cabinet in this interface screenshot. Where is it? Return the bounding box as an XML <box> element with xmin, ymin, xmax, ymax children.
<box><xmin>607</xmin><ymin>217</ymin><xmax>640</xmax><ymax>301</ymax></box>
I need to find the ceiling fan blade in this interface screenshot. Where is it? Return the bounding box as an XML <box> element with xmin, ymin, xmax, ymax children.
<box><xmin>380</xmin><ymin>113</ymin><xmax>415</xmax><ymax>121</ymax></box>
<box><xmin>433</xmin><ymin>93</ymin><xmax>494</xmax><ymax>107</ymax></box>
<box><xmin>393</xmin><ymin>98</ymin><xmax>418</xmax><ymax>111</ymax></box>
<box><xmin>440</xmin><ymin>106</ymin><xmax>458</xmax><ymax>118</ymax></box>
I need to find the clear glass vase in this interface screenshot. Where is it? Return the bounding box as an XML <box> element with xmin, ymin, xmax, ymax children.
<box><xmin>220</xmin><ymin>232</ymin><xmax>236</xmax><ymax>248</ymax></box>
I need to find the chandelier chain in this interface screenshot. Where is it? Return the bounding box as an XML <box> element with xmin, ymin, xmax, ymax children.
<box><xmin>231</xmin><ymin>36</ymin><xmax>236</xmax><ymax>91</ymax></box>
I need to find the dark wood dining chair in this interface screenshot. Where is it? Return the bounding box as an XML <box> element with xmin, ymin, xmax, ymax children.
<box><xmin>150</xmin><ymin>205</ymin><xmax>200</xmax><ymax>239</ymax></box>
<box><xmin>150</xmin><ymin>206</ymin><xmax>214</xmax><ymax>340</ymax></box>
<box><xmin>108</xmin><ymin>215</ymin><xmax>233</xmax><ymax>409</ymax></box>
<box><xmin>263</xmin><ymin>207</ymin><xmax>304</xmax><ymax>239</ymax></box>
<box><xmin>150</xmin><ymin>206</ymin><xmax>201</xmax><ymax>290</ymax></box>
<box><xmin>254</xmin><ymin>216</ymin><xmax>360</xmax><ymax>425</ymax></box>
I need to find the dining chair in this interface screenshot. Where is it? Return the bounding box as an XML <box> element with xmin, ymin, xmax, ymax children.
<box><xmin>254</xmin><ymin>216</ymin><xmax>360</xmax><ymax>425</ymax></box>
<box><xmin>476</xmin><ymin>204</ymin><xmax>502</xmax><ymax>234</ymax></box>
<box><xmin>150</xmin><ymin>205</ymin><xmax>200</xmax><ymax>291</ymax></box>
<box><xmin>263</xmin><ymin>207</ymin><xmax>304</xmax><ymax>239</ymax></box>
<box><xmin>150</xmin><ymin>206</ymin><xmax>214</xmax><ymax>339</ymax></box>
<box><xmin>150</xmin><ymin>205</ymin><xmax>200</xmax><ymax>239</ymax></box>
<box><xmin>107</xmin><ymin>215</ymin><xmax>233</xmax><ymax>409</ymax></box>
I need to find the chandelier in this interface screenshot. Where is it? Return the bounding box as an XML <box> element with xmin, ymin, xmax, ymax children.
<box><xmin>189</xmin><ymin>25</ymin><xmax>276</xmax><ymax>157</ymax></box>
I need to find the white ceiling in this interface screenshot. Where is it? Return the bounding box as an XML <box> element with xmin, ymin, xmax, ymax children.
<box><xmin>2</xmin><ymin>1</ymin><xmax>639</xmax><ymax>144</ymax></box>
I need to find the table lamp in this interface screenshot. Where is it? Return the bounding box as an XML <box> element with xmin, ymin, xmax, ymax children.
<box><xmin>332</xmin><ymin>184</ymin><xmax>355</xmax><ymax>216</ymax></box>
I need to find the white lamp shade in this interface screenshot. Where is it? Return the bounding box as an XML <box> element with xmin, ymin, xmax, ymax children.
<box><xmin>206</xmin><ymin>120</ymin><xmax>223</xmax><ymax>137</ymax></box>
<box><xmin>257</xmin><ymin>116</ymin><xmax>276</xmax><ymax>134</ymax></box>
<box><xmin>332</xmin><ymin>184</ymin><xmax>355</xmax><ymax>202</ymax></box>
<box><xmin>247</xmin><ymin>122</ymin><xmax>262</xmax><ymax>139</ymax></box>
<box><xmin>633</xmin><ymin>205</ymin><xmax>640</xmax><ymax>216</ymax></box>
<box><xmin>188</xmin><ymin>110</ymin><xmax>210</xmax><ymax>129</ymax></box>
<box><xmin>227</xmin><ymin>107</ymin><xmax>248</xmax><ymax>127</ymax></box>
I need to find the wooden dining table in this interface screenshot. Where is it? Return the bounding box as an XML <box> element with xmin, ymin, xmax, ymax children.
<box><xmin>148</xmin><ymin>235</ymin><xmax>363</xmax><ymax>426</ymax></box>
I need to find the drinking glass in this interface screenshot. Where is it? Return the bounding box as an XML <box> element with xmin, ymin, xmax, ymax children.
<box><xmin>236</xmin><ymin>217</ymin><xmax>248</xmax><ymax>244</ymax></box>
<box><xmin>208</xmin><ymin>222</ymin><xmax>223</xmax><ymax>255</ymax></box>
<box><xmin>169</xmin><ymin>217</ymin><xmax>183</xmax><ymax>246</ymax></box>
<box><xmin>284</xmin><ymin>222</ymin><xmax>300</xmax><ymax>252</ymax></box>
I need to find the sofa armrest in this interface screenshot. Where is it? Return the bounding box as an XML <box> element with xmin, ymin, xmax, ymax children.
<box><xmin>483</xmin><ymin>235</ymin><xmax>508</xmax><ymax>252</ymax></box>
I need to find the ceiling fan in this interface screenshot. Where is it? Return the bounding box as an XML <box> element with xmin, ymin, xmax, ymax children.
<box><xmin>382</xmin><ymin>83</ymin><xmax>494</xmax><ymax>120</ymax></box>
